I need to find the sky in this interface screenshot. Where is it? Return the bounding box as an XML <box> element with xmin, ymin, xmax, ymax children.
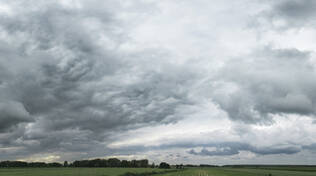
<box><xmin>0</xmin><ymin>0</ymin><xmax>316</xmax><ymax>165</ymax></box>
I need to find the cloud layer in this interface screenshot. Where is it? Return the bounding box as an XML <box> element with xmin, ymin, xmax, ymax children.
<box><xmin>0</xmin><ymin>0</ymin><xmax>316</xmax><ymax>164</ymax></box>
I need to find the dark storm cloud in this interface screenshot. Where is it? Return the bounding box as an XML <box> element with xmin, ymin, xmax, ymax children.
<box><xmin>0</xmin><ymin>0</ymin><xmax>197</xmax><ymax>160</ymax></box>
<box><xmin>211</xmin><ymin>47</ymin><xmax>316</xmax><ymax>123</ymax></box>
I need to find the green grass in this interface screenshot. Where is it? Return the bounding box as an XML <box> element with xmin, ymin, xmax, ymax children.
<box><xmin>158</xmin><ymin>167</ymin><xmax>316</xmax><ymax>176</ymax></box>
<box><xmin>0</xmin><ymin>168</ymin><xmax>170</xmax><ymax>176</ymax></box>
<box><xmin>241</xmin><ymin>166</ymin><xmax>316</xmax><ymax>172</ymax></box>
<box><xmin>0</xmin><ymin>167</ymin><xmax>316</xmax><ymax>176</ymax></box>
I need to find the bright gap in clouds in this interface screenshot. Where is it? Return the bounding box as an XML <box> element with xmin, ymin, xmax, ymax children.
<box><xmin>0</xmin><ymin>0</ymin><xmax>316</xmax><ymax>165</ymax></box>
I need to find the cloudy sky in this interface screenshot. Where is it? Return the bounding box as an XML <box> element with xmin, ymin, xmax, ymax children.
<box><xmin>1</xmin><ymin>0</ymin><xmax>316</xmax><ymax>165</ymax></box>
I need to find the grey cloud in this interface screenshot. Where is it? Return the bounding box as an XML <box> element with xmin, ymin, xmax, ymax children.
<box><xmin>0</xmin><ymin>0</ymin><xmax>315</xmax><ymax>164</ymax></box>
<box><xmin>0</xmin><ymin>0</ymin><xmax>197</xmax><ymax>160</ymax></box>
<box><xmin>0</xmin><ymin>101</ymin><xmax>33</xmax><ymax>132</ymax></box>
<box><xmin>211</xmin><ymin>47</ymin><xmax>316</xmax><ymax>123</ymax></box>
<box><xmin>274</xmin><ymin>0</ymin><xmax>316</xmax><ymax>20</ymax></box>
<box><xmin>252</xmin><ymin>146</ymin><xmax>300</xmax><ymax>155</ymax></box>
<box><xmin>256</xmin><ymin>0</ymin><xmax>316</xmax><ymax>29</ymax></box>
<box><xmin>189</xmin><ymin>148</ymin><xmax>239</xmax><ymax>156</ymax></box>
<box><xmin>187</xmin><ymin>142</ymin><xmax>300</xmax><ymax>156</ymax></box>
<box><xmin>110</xmin><ymin>141</ymin><xmax>301</xmax><ymax>157</ymax></box>
<box><xmin>302</xmin><ymin>143</ymin><xmax>316</xmax><ymax>152</ymax></box>
<box><xmin>188</xmin><ymin>144</ymin><xmax>300</xmax><ymax>156</ymax></box>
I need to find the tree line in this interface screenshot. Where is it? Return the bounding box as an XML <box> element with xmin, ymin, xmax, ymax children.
<box><xmin>0</xmin><ymin>161</ymin><xmax>63</xmax><ymax>168</ymax></box>
<box><xmin>72</xmin><ymin>158</ymin><xmax>149</xmax><ymax>168</ymax></box>
<box><xmin>0</xmin><ymin>159</ymin><xmax>171</xmax><ymax>169</ymax></box>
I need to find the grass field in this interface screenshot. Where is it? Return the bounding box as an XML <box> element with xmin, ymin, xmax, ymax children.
<box><xmin>0</xmin><ymin>167</ymin><xmax>315</xmax><ymax>176</ymax></box>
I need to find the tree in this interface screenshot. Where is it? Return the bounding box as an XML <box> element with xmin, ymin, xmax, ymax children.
<box><xmin>139</xmin><ymin>159</ymin><xmax>148</xmax><ymax>168</ymax></box>
<box><xmin>121</xmin><ymin>160</ymin><xmax>129</xmax><ymax>168</ymax></box>
<box><xmin>131</xmin><ymin>160</ymin><xmax>137</xmax><ymax>167</ymax></box>
<box><xmin>64</xmin><ymin>161</ymin><xmax>68</xmax><ymax>167</ymax></box>
<box><xmin>48</xmin><ymin>162</ymin><xmax>62</xmax><ymax>167</ymax></box>
<box><xmin>107</xmin><ymin>158</ymin><xmax>121</xmax><ymax>167</ymax></box>
<box><xmin>159</xmin><ymin>162</ymin><xmax>170</xmax><ymax>169</ymax></box>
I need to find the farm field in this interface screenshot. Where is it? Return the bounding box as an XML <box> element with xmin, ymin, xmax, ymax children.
<box><xmin>0</xmin><ymin>168</ymin><xmax>174</xmax><ymax>176</ymax></box>
<box><xmin>0</xmin><ymin>167</ymin><xmax>316</xmax><ymax>176</ymax></box>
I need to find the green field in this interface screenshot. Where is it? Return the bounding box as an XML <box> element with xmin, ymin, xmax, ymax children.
<box><xmin>0</xmin><ymin>167</ymin><xmax>315</xmax><ymax>176</ymax></box>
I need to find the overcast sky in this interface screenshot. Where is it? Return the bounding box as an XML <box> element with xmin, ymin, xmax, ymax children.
<box><xmin>1</xmin><ymin>0</ymin><xmax>316</xmax><ymax>165</ymax></box>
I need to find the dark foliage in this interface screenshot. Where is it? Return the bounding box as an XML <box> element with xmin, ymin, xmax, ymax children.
<box><xmin>71</xmin><ymin>158</ymin><xmax>149</xmax><ymax>168</ymax></box>
<box><xmin>158</xmin><ymin>162</ymin><xmax>170</xmax><ymax>169</ymax></box>
<box><xmin>0</xmin><ymin>158</ymin><xmax>151</xmax><ymax>168</ymax></box>
<box><xmin>121</xmin><ymin>169</ymin><xmax>178</xmax><ymax>176</ymax></box>
<box><xmin>175</xmin><ymin>164</ymin><xmax>184</xmax><ymax>169</ymax></box>
<box><xmin>0</xmin><ymin>159</ymin><xmax>177</xmax><ymax>170</ymax></box>
<box><xmin>0</xmin><ymin>161</ymin><xmax>62</xmax><ymax>168</ymax></box>
<box><xmin>199</xmin><ymin>164</ymin><xmax>219</xmax><ymax>167</ymax></box>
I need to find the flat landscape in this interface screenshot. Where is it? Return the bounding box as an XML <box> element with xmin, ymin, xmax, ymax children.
<box><xmin>0</xmin><ymin>167</ymin><xmax>315</xmax><ymax>176</ymax></box>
